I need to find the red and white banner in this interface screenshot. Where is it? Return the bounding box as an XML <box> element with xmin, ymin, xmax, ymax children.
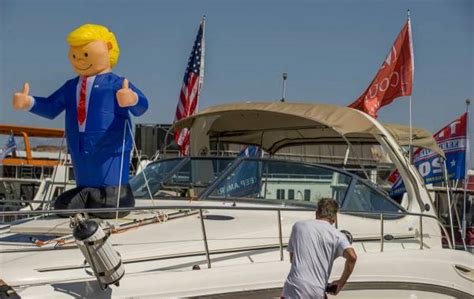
<box><xmin>389</xmin><ymin>112</ymin><xmax>468</xmax><ymax>197</ymax></box>
<box><xmin>349</xmin><ymin>19</ymin><xmax>414</xmax><ymax>118</ymax></box>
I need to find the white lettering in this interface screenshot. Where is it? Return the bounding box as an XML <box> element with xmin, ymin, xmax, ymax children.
<box><xmin>390</xmin><ymin>72</ymin><xmax>400</xmax><ymax>87</ymax></box>
<box><xmin>364</xmin><ymin>71</ymin><xmax>401</xmax><ymax>100</ymax></box>
<box><xmin>449</xmin><ymin>120</ymin><xmax>461</xmax><ymax>135</ymax></box>
<box><xmin>382</xmin><ymin>46</ymin><xmax>397</xmax><ymax>68</ymax></box>
<box><xmin>367</xmin><ymin>84</ymin><xmax>378</xmax><ymax>99</ymax></box>
<box><xmin>418</xmin><ymin>162</ymin><xmax>431</xmax><ymax>177</ymax></box>
<box><xmin>379</xmin><ymin>78</ymin><xmax>390</xmax><ymax>92</ymax></box>
<box><xmin>432</xmin><ymin>157</ymin><xmax>442</xmax><ymax>174</ymax></box>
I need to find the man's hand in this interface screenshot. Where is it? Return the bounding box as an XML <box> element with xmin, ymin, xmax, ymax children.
<box><xmin>328</xmin><ymin>280</ymin><xmax>344</xmax><ymax>295</ymax></box>
<box><xmin>12</xmin><ymin>83</ymin><xmax>32</xmax><ymax>110</ymax></box>
<box><xmin>116</xmin><ymin>79</ymin><xmax>137</xmax><ymax>107</ymax></box>
<box><xmin>329</xmin><ymin>247</ymin><xmax>357</xmax><ymax>296</ymax></box>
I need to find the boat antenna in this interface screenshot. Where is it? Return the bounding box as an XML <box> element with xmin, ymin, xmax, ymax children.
<box><xmin>280</xmin><ymin>72</ymin><xmax>288</xmax><ymax>102</ymax></box>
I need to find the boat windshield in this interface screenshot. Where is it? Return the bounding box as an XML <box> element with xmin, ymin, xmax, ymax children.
<box><xmin>202</xmin><ymin>158</ymin><xmax>404</xmax><ymax>214</ymax></box>
<box><xmin>130</xmin><ymin>158</ymin><xmax>183</xmax><ymax>198</ymax></box>
<box><xmin>203</xmin><ymin>158</ymin><xmax>351</xmax><ymax>206</ymax></box>
<box><xmin>130</xmin><ymin>157</ymin><xmax>234</xmax><ymax>198</ymax></box>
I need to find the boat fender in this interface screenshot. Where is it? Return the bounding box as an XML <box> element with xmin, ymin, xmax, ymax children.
<box><xmin>72</xmin><ymin>216</ymin><xmax>124</xmax><ymax>289</ymax></box>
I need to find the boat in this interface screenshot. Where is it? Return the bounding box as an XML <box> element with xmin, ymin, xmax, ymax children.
<box><xmin>0</xmin><ymin>102</ymin><xmax>472</xmax><ymax>298</ymax></box>
<box><xmin>428</xmin><ymin>175</ymin><xmax>474</xmax><ymax>252</ymax></box>
<box><xmin>0</xmin><ymin>125</ymin><xmax>75</xmax><ymax>222</ymax></box>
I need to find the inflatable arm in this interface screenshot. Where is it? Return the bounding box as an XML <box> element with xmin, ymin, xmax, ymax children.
<box><xmin>30</xmin><ymin>82</ymin><xmax>68</xmax><ymax>120</ymax></box>
<box><xmin>126</xmin><ymin>80</ymin><xmax>148</xmax><ymax>117</ymax></box>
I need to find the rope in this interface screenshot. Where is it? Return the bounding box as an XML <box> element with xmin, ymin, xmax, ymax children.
<box><xmin>126</xmin><ymin>120</ymin><xmax>155</xmax><ymax>205</ymax></box>
<box><xmin>115</xmin><ymin>120</ymin><xmax>128</xmax><ymax>226</ymax></box>
<box><xmin>32</xmin><ymin>237</ymin><xmax>72</xmax><ymax>248</ymax></box>
<box><xmin>126</xmin><ymin>120</ymin><xmax>169</xmax><ymax>221</ymax></box>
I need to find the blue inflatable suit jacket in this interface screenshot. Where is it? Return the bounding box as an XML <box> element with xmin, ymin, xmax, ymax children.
<box><xmin>29</xmin><ymin>73</ymin><xmax>148</xmax><ymax>187</ymax></box>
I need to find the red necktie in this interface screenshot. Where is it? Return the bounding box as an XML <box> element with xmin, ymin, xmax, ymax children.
<box><xmin>77</xmin><ymin>76</ymin><xmax>88</xmax><ymax>125</ymax></box>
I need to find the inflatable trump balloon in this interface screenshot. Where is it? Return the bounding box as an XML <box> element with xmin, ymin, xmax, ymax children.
<box><xmin>12</xmin><ymin>24</ymin><xmax>148</xmax><ymax>218</ymax></box>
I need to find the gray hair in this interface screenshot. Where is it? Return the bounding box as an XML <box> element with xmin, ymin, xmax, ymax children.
<box><xmin>316</xmin><ymin>198</ymin><xmax>339</xmax><ymax>221</ymax></box>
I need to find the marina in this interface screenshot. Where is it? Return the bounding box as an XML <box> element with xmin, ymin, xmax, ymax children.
<box><xmin>1</xmin><ymin>1</ymin><xmax>473</xmax><ymax>298</ymax></box>
<box><xmin>1</xmin><ymin>102</ymin><xmax>473</xmax><ymax>298</ymax></box>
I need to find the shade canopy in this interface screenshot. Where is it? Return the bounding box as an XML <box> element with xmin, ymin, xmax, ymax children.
<box><xmin>383</xmin><ymin>123</ymin><xmax>444</xmax><ymax>157</ymax></box>
<box><xmin>172</xmin><ymin>102</ymin><xmax>444</xmax><ymax>158</ymax></box>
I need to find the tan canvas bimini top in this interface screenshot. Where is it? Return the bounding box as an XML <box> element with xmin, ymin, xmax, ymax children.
<box><xmin>172</xmin><ymin>102</ymin><xmax>444</xmax><ymax>158</ymax></box>
<box><xmin>383</xmin><ymin>123</ymin><xmax>444</xmax><ymax>157</ymax></box>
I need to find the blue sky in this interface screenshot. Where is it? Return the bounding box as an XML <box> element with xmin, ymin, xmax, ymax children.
<box><xmin>0</xmin><ymin>0</ymin><xmax>472</xmax><ymax>162</ymax></box>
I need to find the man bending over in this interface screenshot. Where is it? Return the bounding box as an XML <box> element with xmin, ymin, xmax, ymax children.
<box><xmin>282</xmin><ymin>198</ymin><xmax>357</xmax><ymax>298</ymax></box>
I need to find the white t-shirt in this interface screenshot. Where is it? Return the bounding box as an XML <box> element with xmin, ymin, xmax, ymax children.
<box><xmin>282</xmin><ymin>219</ymin><xmax>351</xmax><ymax>299</ymax></box>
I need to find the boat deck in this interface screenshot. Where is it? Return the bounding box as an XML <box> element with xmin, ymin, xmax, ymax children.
<box><xmin>0</xmin><ymin>199</ymin><xmax>472</xmax><ymax>298</ymax></box>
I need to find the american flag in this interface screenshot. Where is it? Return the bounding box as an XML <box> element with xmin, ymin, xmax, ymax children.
<box><xmin>174</xmin><ymin>17</ymin><xmax>206</xmax><ymax>156</ymax></box>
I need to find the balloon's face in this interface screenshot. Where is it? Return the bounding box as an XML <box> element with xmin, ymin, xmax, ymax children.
<box><xmin>68</xmin><ymin>40</ymin><xmax>112</xmax><ymax>76</ymax></box>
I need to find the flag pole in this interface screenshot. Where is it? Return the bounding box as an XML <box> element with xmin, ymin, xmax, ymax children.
<box><xmin>198</xmin><ymin>15</ymin><xmax>206</xmax><ymax>112</ymax></box>
<box><xmin>409</xmin><ymin>96</ymin><xmax>413</xmax><ymax>161</ymax></box>
<box><xmin>462</xmin><ymin>99</ymin><xmax>470</xmax><ymax>242</ymax></box>
<box><xmin>407</xmin><ymin>9</ymin><xmax>413</xmax><ymax>162</ymax></box>
<box><xmin>443</xmin><ymin>159</ymin><xmax>456</xmax><ymax>247</ymax></box>
<box><xmin>190</xmin><ymin>15</ymin><xmax>206</xmax><ymax>156</ymax></box>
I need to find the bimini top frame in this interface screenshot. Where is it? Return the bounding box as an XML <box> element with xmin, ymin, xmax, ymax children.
<box><xmin>172</xmin><ymin>102</ymin><xmax>443</xmax><ymax>157</ymax></box>
<box><xmin>171</xmin><ymin>102</ymin><xmax>441</xmax><ymax>214</ymax></box>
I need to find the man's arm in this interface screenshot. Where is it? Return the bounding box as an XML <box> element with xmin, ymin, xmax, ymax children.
<box><xmin>330</xmin><ymin>247</ymin><xmax>357</xmax><ymax>295</ymax></box>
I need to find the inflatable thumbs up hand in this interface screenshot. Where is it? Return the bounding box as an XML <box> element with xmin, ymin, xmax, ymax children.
<box><xmin>116</xmin><ymin>79</ymin><xmax>138</xmax><ymax>107</ymax></box>
<box><xmin>12</xmin><ymin>83</ymin><xmax>33</xmax><ymax>110</ymax></box>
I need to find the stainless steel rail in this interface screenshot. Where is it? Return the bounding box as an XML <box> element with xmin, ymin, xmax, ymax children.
<box><xmin>0</xmin><ymin>204</ymin><xmax>312</xmax><ymax>216</ymax></box>
<box><xmin>342</xmin><ymin>210</ymin><xmax>453</xmax><ymax>249</ymax></box>
<box><xmin>277</xmin><ymin>210</ymin><xmax>283</xmax><ymax>261</ymax></box>
<box><xmin>380</xmin><ymin>214</ymin><xmax>384</xmax><ymax>252</ymax></box>
<box><xmin>420</xmin><ymin>215</ymin><xmax>423</xmax><ymax>250</ymax></box>
<box><xmin>199</xmin><ymin>209</ymin><xmax>212</xmax><ymax>268</ymax></box>
<box><xmin>0</xmin><ymin>203</ymin><xmax>452</xmax><ymax>269</ymax></box>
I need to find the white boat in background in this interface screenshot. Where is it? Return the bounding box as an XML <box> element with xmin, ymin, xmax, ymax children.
<box><xmin>0</xmin><ymin>103</ymin><xmax>472</xmax><ymax>298</ymax></box>
<box><xmin>0</xmin><ymin>125</ymin><xmax>75</xmax><ymax>222</ymax></box>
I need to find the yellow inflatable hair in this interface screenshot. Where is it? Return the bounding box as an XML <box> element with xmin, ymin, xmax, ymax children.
<box><xmin>66</xmin><ymin>24</ymin><xmax>120</xmax><ymax>67</ymax></box>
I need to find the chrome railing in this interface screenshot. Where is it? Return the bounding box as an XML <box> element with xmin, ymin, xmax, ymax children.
<box><xmin>0</xmin><ymin>203</ymin><xmax>452</xmax><ymax>268</ymax></box>
<box><xmin>341</xmin><ymin>210</ymin><xmax>453</xmax><ymax>250</ymax></box>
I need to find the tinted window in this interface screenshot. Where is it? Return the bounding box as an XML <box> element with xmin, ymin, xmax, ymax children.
<box><xmin>131</xmin><ymin>158</ymin><xmax>234</xmax><ymax>198</ymax></box>
<box><xmin>130</xmin><ymin>158</ymin><xmax>182</xmax><ymax>197</ymax></box>
<box><xmin>165</xmin><ymin>159</ymin><xmax>234</xmax><ymax>186</ymax></box>
<box><xmin>208</xmin><ymin>159</ymin><xmax>352</xmax><ymax>206</ymax></box>
<box><xmin>343</xmin><ymin>181</ymin><xmax>402</xmax><ymax>214</ymax></box>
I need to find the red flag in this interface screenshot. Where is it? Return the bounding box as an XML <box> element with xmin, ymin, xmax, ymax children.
<box><xmin>349</xmin><ymin>19</ymin><xmax>414</xmax><ymax>118</ymax></box>
<box><xmin>174</xmin><ymin>18</ymin><xmax>206</xmax><ymax>156</ymax></box>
